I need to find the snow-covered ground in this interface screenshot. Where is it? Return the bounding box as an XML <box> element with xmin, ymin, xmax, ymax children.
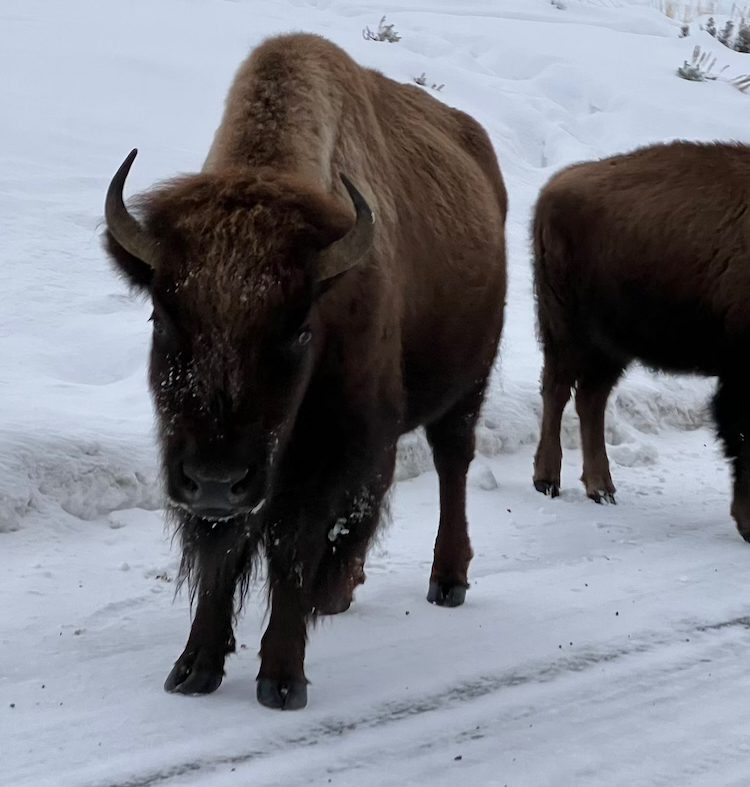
<box><xmin>2</xmin><ymin>1</ymin><xmax>750</xmax><ymax>784</ymax></box>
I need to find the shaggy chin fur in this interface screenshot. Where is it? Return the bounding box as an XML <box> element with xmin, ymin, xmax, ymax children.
<box><xmin>168</xmin><ymin>505</ymin><xmax>263</xmax><ymax>615</ymax></box>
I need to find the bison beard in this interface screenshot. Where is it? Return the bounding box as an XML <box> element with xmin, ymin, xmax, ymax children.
<box><xmin>103</xmin><ymin>33</ymin><xmax>507</xmax><ymax>710</ymax></box>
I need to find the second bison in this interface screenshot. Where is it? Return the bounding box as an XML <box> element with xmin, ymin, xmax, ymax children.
<box><xmin>532</xmin><ymin>140</ymin><xmax>750</xmax><ymax>540</ymax></box>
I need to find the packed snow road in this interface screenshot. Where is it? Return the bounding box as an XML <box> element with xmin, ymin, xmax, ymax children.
<box><xmin>5</xmin><ymin>434</ymin><xmax>750</xmax><ymax>786</ymax></box>
<box><xmin>2</xmin><ymin>0</ymin><xmax>750</xmax><ymax>784</ymax></box>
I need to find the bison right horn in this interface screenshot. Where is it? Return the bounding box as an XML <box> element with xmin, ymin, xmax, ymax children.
<box><xmin>317</xmin><ymin>174</ymin><xmax>375</xmax><ymax>281</ymax></box>
<box><xmin>105</xmin><ymin>149</ymin><xmax>158</xmax><ymax>267</ymax></box>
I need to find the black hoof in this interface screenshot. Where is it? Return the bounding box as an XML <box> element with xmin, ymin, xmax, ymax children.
<box><xmin>737</xmin><ymin>527</ymin><xmax>750</xmax><ymax>544</ymax></box>
<box><xmin>534</xmin><ymin>480</ymin><xmax>560</xmax><ymax>498</ymax></box>
<box><xmin>164</xmin><ymin>656</ymin><xmax>223</xmax><ymax>695</ymax></box>
<box><xmin>589</xmin><ymin>490</ymin><xmax>616</xmax><ymax>505</ymax></box>
<box><xmin>427</xmin><ymin>580</ymin><xmax>467</xmax><ymax>607</ymax></box>
<box><xmin>256</xmin><ymin>678</ymin><xmax>308</xmax><ymax>710</ymax></box>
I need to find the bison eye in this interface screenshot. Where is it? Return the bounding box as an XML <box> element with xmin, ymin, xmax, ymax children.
<box><xmin>297</xmin><ymin>327</ymin><xmax>312</xmax><ymax>347</ymax></box>
<box><xmin>149</xmin><ymin>312</ymin><xmax>166</xmax><ymax>339</ymax></box>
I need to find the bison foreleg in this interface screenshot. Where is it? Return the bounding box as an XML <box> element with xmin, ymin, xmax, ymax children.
<box><xmin>257</xmin><ymin>519</ymin><xmax>339</xmax><ymax>710</ymax></box>
<box><xmin>257</xmin><ymin>555</ymin><xmax>315</xmax><ymax>711</ymax></box>
<box><xmin>164</xmin><ymin>522</ymin><xmax>252</xmax><ymax>695</ymax></box>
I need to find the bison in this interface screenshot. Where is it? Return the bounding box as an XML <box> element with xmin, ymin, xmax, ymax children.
<box><xmin>531</xmin><ymin>140</ymin><xmax>750</xmax><ymax>539</ymax></box>
<box><xmin>104</xmin><ymin>33</ymin><xmax>507</xmax><ymax>709</ymax></box>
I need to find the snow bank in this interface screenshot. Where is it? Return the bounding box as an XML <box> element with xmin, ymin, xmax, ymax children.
<box><xmin>0</xmin><ymin>428</ymin><xmax>160</xmax><ymax>532</ymax></box>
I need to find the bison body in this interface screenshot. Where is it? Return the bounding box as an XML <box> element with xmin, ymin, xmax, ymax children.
<box><xmin>105</xmin><ymin>34</ymin><xmax>507</xmax><ymax>709</ymax></box>
<box><xmin>532</xmin><ymin>141</ymin><xmax>750</xmax><ymax>537</ymax></box>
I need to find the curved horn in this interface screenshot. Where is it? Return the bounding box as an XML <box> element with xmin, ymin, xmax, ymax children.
<box><xmin>105</xmin><ymin>149</ymin><xmax>157</xmax><ymax>267</ymax></box>
<box><xmin>317</xmin><ymin>174</ymin><xmax>375</xmax><ymax>281</ymax></box>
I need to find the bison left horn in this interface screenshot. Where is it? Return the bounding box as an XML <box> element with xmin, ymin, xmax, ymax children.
<box><xmin>105</xmin><ymin>149</ymin><xmax>158</xmax><ymax>268</ymax></box>
<box><xmin>317</xmin><ymin>174</ymin><xmax>375</xmax><ymax>281</ymax></box>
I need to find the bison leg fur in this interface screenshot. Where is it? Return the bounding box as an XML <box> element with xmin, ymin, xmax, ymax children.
<box><xmin>164</xmin><ymin>524</ymin><xmax>250</xmax><ymax>696</ymax></box>
<box><xmin>425</xmin><ymin>386</ymin><xmax>488</xmax><ymax>607</ymax></box>
<box><xmin>575</xmin><ymin>363</ymin><xmax>622</xmax><ymax>505</ymax></box>
<box><xmin>533</xmin><ymin>358</ymin><xmax>574</xmax><ymax>498</ymax></box>
<box><xmin>313</xmin><ymin>551</ymin><xmax>366</xmax><ymax>616</ymax></box>
<box><xmin>312</xmin><ymin>477</ymin><xmax>392</xmax><ymax>616</ymax></box>
<box><xmin>713</xmin><ymin>376</ymin><xmax>750</xmax><ymax>542</ymax></box>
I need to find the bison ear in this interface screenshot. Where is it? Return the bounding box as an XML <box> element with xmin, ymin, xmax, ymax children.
<box><xmin>103</xmin><ymin>230</ymin><xmax>154</xmax><ymax>292</ymax></box>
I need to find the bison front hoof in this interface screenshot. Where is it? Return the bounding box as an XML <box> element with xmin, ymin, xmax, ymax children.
<box><xmin>534</xmin><ymin>480</ymin><xmax>560</xmax><ymax>497</ymax></box>
<box><xmin>164</xmin><ymin>655</ymin><xmax>223</xmax><ymax>695</ymax></box>
<box><xmin>256</xmin><ymin>678</ymin><xmax>308</xmax><ymax>710</ymax></box>
<box><xmin>427</xmin><ymin>580</ymin><xmax>467</xmax><ymax>607</ymax></box>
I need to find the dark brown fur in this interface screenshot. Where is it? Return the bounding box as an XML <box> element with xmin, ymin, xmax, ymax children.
<box><xmin>105</xmin><ymin>33</ymin><xmax>507</xmax><ymax>708</ymax></box>
<box><xmin>532</xmin><ymin>140</ymin><xmax>750</xmax><ymax>538</ymax></box>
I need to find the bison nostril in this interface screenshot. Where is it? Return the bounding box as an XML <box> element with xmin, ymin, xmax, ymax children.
<box><xmin>229</xmin><ymin>469</ymin><xmax>252</xmax><ymax>497</ymax></box>
<box><xmin>179</xmin><ymin>463</ymin><xmax>200</xmax><ymax>496</ymax></box>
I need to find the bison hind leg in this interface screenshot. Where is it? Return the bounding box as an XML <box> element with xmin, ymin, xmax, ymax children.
<box><xmin>713</xmin><ymin>375</ymin><xmax>750</xmax><ymax>541</ymax></box>
<box><xmin>534</xmin><ymin>338</ymin><xmax>624</xmax><ymax>504</ymax></box>
<box><xmin>425</xmin><ymin>382</ymin><xmax>491</xmax><ymax>607</ymax></box>
<box><xmin>312</xmin><ymin>474</ymin><xmax>394</xmax><ymax>616</ymax></box>
<box><xmin>533</xmin><ymin>354</ymin><xmax>575</xmax><ymax>498</ymax></box>
<box><xmin>575</xmin><ymin>359</ymin><xmax>623</xmax><ymax>504</ymax></box>
<box><xmin>313</xmin><ymin>553</ymin><xmax>366</xmax><ymax>616</ymax></box>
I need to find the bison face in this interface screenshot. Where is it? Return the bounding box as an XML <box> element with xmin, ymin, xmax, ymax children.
<box><xmin>104</xmin><ymin>150</ymin><xmax>374</xmax><ymax>522</ymax></box>
<box><xmin>147</xmin><ymin>275</ymin><xmax>317</xmax><ymax>522</ymax></box>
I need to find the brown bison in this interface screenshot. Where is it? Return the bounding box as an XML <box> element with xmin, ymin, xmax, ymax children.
<box><xmin>532</xmin><ymin>140</ymin><xmax>750</xmax><ymax>539</ymax></box>
<box><xmin>104</xmin><ymin>33</ymin><xmax>507</xmax><ymax>709</ymax></box>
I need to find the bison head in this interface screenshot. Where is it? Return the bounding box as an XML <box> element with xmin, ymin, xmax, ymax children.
<box><xmin>104</xmin><ymin>150</ymin><xmax>374</xmax><ymax>522</ymax></box>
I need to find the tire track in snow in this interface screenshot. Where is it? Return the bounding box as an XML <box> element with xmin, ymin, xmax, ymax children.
<box><xmin>301</xmin><ymin>619</ymin><xmax>750</xmax><ymax>787</ymax></box>
<box><xmin>90</xmin><ymin>616</ymin><xmax>750</xmax><ymax>787</ymax></box>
